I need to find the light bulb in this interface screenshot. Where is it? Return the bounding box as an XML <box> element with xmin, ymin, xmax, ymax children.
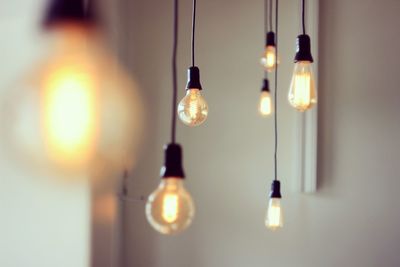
<box><xmin>260</xmin><ymin>45</ymin><xmax>277</xmax><ymax>72</ymax></box>
<box><xmin>259</xmin><ymin>91</ymin><xmax>272</xmax><ymax>116</ymax></box>
<box><xmin>288</xmin><ymin>61</ymin><xmax>317</xmax><ymax>111</ymax></box>
<box><xmin>177</xmin><ymin>88</ymin><xmax>208</xmax><ymax>126</ymax></box>
<box><xmin>258</xmin><ymin>79</ymin><xmax>272</xmax><ymax>117</ymax></box>
<box><xmin>146</xmin><ymin>178</ymin><xmax>195</xmax><ymax>235</ymax></box>
<box><xmin>1</xmin><ymin>6</ymin><xmax>143</xmax><ymax>176</ymax></box>
<box><xmin>265</xmin><ymin>198</ymin><xmax>283</xmax><ymax>230</ymax></box>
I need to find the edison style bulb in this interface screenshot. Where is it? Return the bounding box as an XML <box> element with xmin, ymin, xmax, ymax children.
<box><xmin>260</xmin><ymin>45</ymin><xmax>277</xmax><ymax>72</ymax></box>
<box><xmin>146</xmin><ymin>178</ymin><xmax>195</xmax><ymax>235</ymax></box>
<box><xmin>288</xmin><ymin>61</ymin><xmax>317</xmax><ymax>111</ymax></box>
<box><xmin>258</xmin><ymin>91</ymin><xmax>272</xmax><ymax>117</ymax></box>
<box><xmin>265</xmin><ymin>198</ymin><xmax>283</xmax><ymax>230</ymax></box>
<box><xmin>1</xmin><ymin>23</ymin><xmax>142</xmax><ymax>176</ymax></box>
<box><xmin>177</xmin><ymin>89</ymin><xmax>208</xmax><ymax>126</ymax></box>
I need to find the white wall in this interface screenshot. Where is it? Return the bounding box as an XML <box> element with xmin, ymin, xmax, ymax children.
<box><xmin>122</xmin><ymin>0</ymin><xmax>400</xmax><ymax>266</ymax></box>
<box><xmin>0</xmin><ymin>1</ymin><xmax>90</xmax><ymax>267</ymax></box>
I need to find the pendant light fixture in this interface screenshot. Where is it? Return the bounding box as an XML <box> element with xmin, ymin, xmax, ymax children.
<box><xmin>177</xmin><ymin>0</ymin><xmax>208</xmax><ymax>127</ymax></box>
<box><xmin>260</xmin><ymin>0</ymin><xmax>277</xmax><ymax>72</ymax></box>
<box><xmin>146</xmin><ymin>0</ymin><xmax>195</xmax><ymax>235</ymax></box>
<box><xmin>258</xmin><ymin>0</ymin><xmax>274</xmax><ymax>117</ymax></box>
<box><xmin>288</xmin><ymin>0</ymin><xmax>317</xmax><ymax>111</ymax></box>
<box><xmin>265</xmin><ymin>0</ymin><xmax>283</xmax><ymax>230</ymax></box>
<box><xmin>2</xmin><ymin>0</ymin><xmax>141</xmax><ymax>176</ymax></box>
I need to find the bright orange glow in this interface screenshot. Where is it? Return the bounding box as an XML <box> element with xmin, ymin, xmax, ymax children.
<box><xmin>261</xmin><ymin>46</ymin><xmax>277</xmax><ymax>72</ymax></box>
<box><xmin>177</xmin><ymin>88</ymin><xmax>208</xmax><ymax>127</ymax></box>
<box><xmin>258</xmin><ymin>91</ymin><xmax>272</xmax><ymax>116</ymax></box>
<box><xmin>162</xmin><ymin>193</ymin><xmax>179</xmax><ymax>223</ymax></box>
<box><xmin>292</xmin><ymin>72</ymin><xmax>311</xmax><ymax>107</ymax></box>
<box><xmin>42</xmin><ymin>62</ymin><xmax>98</xmax><ymax>167</ymax></box>
<box><xmin>288</xmin><ymin>61</ymin><xmax>317</xmax><ymax>111</ymax></box>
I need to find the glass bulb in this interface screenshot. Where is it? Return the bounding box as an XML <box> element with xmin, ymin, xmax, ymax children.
<box><xmin>260</xmin><ymin>45</ymin><xmax>277</xmax><ymax>72</ymax></box>
<box><xmin>265</xmin><ymin>198</ymin><xmax>283</xmax><ymax>230</ymax></box>
<box><xmin>177</xmin><ymin>88</ymin><xmax>208</xmax><ymax>126</ymax></box>
<box><xmin>288</xmin><ymin>60</ymin><xmax>317</xmax><ymax>111</ymax></box>
<box><xmin>1</xmin><ymin>23</ymin><xmax>143</xmax><ymax>176</ymax></box>
<box><xmin>258</xmin><ymin>91</ymin><xmax>273</xmax><ymax>117</ymax></box>
<box><xmin>146</xmin><ymin>178</ymin><xmax>195</xmax><ymax>235</ymax></box>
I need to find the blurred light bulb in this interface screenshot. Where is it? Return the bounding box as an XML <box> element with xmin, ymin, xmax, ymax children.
<box><xmin>259</xmin><ymin>91</ymin><xmax>272</xmax><ymax>117</ymax></box>
<box><xmin>260</xmin><ymin>45</ymin><xmax>277</xmax><ymax>72</ymax></box>
<box><xmin>2</xmin><ymin>23</ymin><xmax>143</xmax><ymax>176</ymax></box>
<box><xmin>288</xmin><ymin>61</ymin><xmax>317</xmax><ymax>111</ymax></box>
<box><xmin>265</xmin><ymin>198</ymin><xmax>283</xmax><ymax>230</ymax></box>
<box><xmin>177</xmin><ymin>88</ymin><xmax>208</xmax><ymax>126</ymax></box>
<box><xmin>146</xmin><ymin>178</ymin><xmax>195</xmax><ymax>235</ymax></box>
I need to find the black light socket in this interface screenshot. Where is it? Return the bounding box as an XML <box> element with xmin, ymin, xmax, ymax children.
<box><xmin>261</xmin><ymin>79</ymin><xmax>270</xmax><ymax>92</ymax></box>
<box><xmin>160</xmin><ymin>143</ymin><xmax>185</xmax><ymax>179</ymax></box>
<box><xmin>186</xmin><ymin>66</ymin><xmax>202</xmax><ymax>90</ymax></box>
<box><xmin>269</xmin><ymin>180</ymin><xmax>282</xmax><ymax>198</ymax></box>
<box><xmin>43</xmin><ymin>0</ymin><xmax>96</xmax><ymax>28</ymax></box>
<box><xmin>294</xmin><ymin>34</ymin><xmax>314</xmax><ymax>62</ymax></box>
<box><xmin>266</xmin><ymin>31</ymin><xmax>276</xmax><ymax>47</ymax></box>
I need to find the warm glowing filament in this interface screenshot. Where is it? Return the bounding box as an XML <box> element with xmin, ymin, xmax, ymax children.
<box><xmin>162</xmin><ymin>193</ymin><xmax>179</xmax><ymax>223</ymax></box>
<box><xmin>261</xmin><ymin>46</ymin><xmax>277</xmax><ymax>72</ymax></box>
<box><xmin>43</xmin><ymin>64</ymin><xmax>97</xmax><ymax>165</ymax></box>
<box><xmin>189</xmin><ymin>93</ymin><xmax>199</xmax><ymax>119</ymax></box>
<box><xmin>259</xmin><ymin>91</ymin><xmax>272</xmax><ymax>116</ymax></box>
<box><xmin>292</xmin><ymin>72</ymin><xmax>311</xmax><ymax>109</ymax></box>
<box><xmin>266</xmin><ymin>198</ymin><xmax>283</xmax><ymax>230</ymax></box>
<box><xmin>266</xmin><ymin>52</ymin><xmax>275</xmax><ymax>70</ymax></box>
<box><xmin>267</xmin><ymin>205</ymin><xmax>282</xmax><ymax>229</ymax></box>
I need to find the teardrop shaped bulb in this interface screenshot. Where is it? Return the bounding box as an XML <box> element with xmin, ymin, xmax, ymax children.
<box><xmin>265</xmin><ymin>197</ymin><xmax>283</xmax><ymax>230</ymax></box>
<box><xmin>177</xmin><ymin>89</ymin><xmax>208</xmax><ymax>126</ymax></box>
<box><xmin>288</xmin><ymin>61</ymin><xmax>317</xmax><ymax>111</ymax></box>
<box><xmin>260</xmin><ymin>45</ymin><xmax>277</xmax><ymax>72</ymax></box>
<box><xmin>258</xmin><ymin>91</ymin><xmax>273</xmax><ymax>117</ymax></box>
<box><xmin>146</xmin><ymin>178</ymin><xmax>195</xmax><ymax>235</ymax></box>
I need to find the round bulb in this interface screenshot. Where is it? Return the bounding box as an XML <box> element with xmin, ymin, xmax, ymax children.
<box><xmin>288</xmin><ymin>61</ymin><xmax>317</xmax><ymax>111</ymax></box>
<box><xmin>260</xmin><ymin>45</ymin><xmax>277</xmax><ymax>72</ymax></box>
<box><xmin>265</xmin><ymin>197</ymin><xmax>283</xmax><ymax>230</ymax></box>
<box><xmin>258</xmin><ymin>91</ymin><xmax>273</xmax><ymax>117</ymax></box>
<box><xmin>177</xmin><ymin>88</ymin><xmax>208</xmax><ymax>126</ymax></box>
<box><xmin>146</xmin><ymin>178</ymin><xmax>195</xmax><ymax>235</ymax></box>
<box><xmin>1</xmin><ymin>24</ymin><xmax>142</xmax><ymax>176</ymax></box>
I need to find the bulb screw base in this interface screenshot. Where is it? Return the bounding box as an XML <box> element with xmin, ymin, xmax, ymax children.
<box><xmin>186</xmin><ymin>66</ymin><xmax>202</xmax><ymax>90</ymax></box>
<box><xmin>43</xmin><ymin>0</ymin><xmax>95</xmax><ymax>28</ymax></box>
<box><xmin>160</xmin><ymin>143</ymin><xmax>185</xmax><ymax>179</ymax></box>
<box><xmin>261</xmin><ymin>79</ymin><xmax>270</xmax><ymax>92</ymax></box>
<box><xmin>266</xmin><ymin>31</ymin><xmax>276</xmax><ymax>47</ymax></box>
<box><xmin>294</xmin><ymin>34</ymin><xmax>314</xmax><ymax>63</ymax></box>
<box><xmin>270</xmin><ymin>180</ymin><xmax>282</xmax><ymax>198</ymax></box>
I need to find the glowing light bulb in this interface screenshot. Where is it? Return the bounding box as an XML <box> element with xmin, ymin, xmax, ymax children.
<box><xmin>177</xmin><ymin>66</ymin><xmax>208</xmax><ymax>127</ymax></box>
<box><xmin>288</xmin><ymin>60</ymin><xmax>317</xmax><ymax>111</ymax></box>
<box><xmin>1</xmin><ymin>19</ymin><xmax>142</xmax><ymax>176</ymax></box>
<box><xmin>258</xmin><ymin>79</ymin><xmax>272</xmax><ymax>117</ymax></box>
<box><xmin>265</xmin><ymin>180</ymin><xmax>283</xmax><ymax>230</ymax></box>
<box><xmin>260</xmin><ymin>32</ymin><xmax>277</xmax><ymax>72</ymax></box>
<box><xmin>265</xmin><ymin>198</ymin><xmax>283</xmax><ymax>230</ymax></box>
<box><xmin>259</xmin><ymin>91</ymin><xmax>272</xmax><ymax>116</ymax></box>
<box><xmin>178</xmin><ymin>88</ymin><xmax>208</xmax><ymax>126</ymax></box>
<box><xmin>260</xmin><ymin>45</ymin><xmax>277</xmax><ymax>72</ymax></box>
<box><xmin>146</xmin><ymin>178</ymin><xmax>194</xmax><ymax>235</ymax></box>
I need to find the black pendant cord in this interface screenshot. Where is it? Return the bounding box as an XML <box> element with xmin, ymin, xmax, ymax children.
<box><xmin>273</xmin><ymin>0</ymin><xmax>278</xmax><ymax>181</ymax></box>
<box><xmin>269</xmin><ymin>0</ymin><xmax>273</xmax><ymax>32</ymax></box>
<box><xmin>191</xmin><ymin>0</ymin><xmax>196</xmax><ymax>67</ymax></box>
<box><xmin>302</xmin><ymin>0</ymin><xmax>306</xmax><ymax>35</ymax></box>
<box><xmin>171</xmin><ymin>0</ymin><xmax>179</xmax><ymax>144</ymax></box>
